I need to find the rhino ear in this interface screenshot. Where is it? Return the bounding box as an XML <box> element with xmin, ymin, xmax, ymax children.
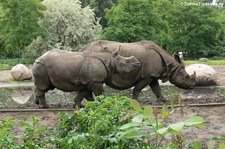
<box><xmin>113</xmin><ymin>45</ymin><xmax>121</xmax><ymax>57</ymax></box>
<box><xmin>174</xmin><ymin>54</ymin><xmax>183</xmax><ymax>64</ymax></box>
<box><xmin>114</xmin><ymin>45</ymin><xmax>121</xmax><ymax>56</ymax></box>
<box><xmin>103</xmin><ymin>46</ymin><xmax>112</xmax><ymax>53</ymax></box>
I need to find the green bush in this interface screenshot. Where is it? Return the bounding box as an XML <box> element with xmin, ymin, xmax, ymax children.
<box><xmin>52</xmin><ymin>95</ymin><xmax>206</xmax><ymax>149</ymax></box>
<box><xmin>0</xmin><ymin>119</ymin><xmax>19</xmax><ymax>149</ymax></box>
<box><xmin>0</xmin><ymin>95</ymin><xmax>206</xmax><ymax>148</ymax></box>
<box><xmin>54</xmin><ymin>95</ymin><xmax>132</xmax><ymax>148</ymax></box>
<box><xmin>0</xmin><ymin>58</ymin><xmax>34</xmax><ymax>69</ymax></box>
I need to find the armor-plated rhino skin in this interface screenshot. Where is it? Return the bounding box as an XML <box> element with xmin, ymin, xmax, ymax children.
<box><xmin>32</xmin><ymin>48</ymin><xmax>140</xmax><ymax>108</ymax></box>
<box><xmin>83</xmin><ymin>40</ymin><xmax>196</xmax><ymax>101</ymax></box>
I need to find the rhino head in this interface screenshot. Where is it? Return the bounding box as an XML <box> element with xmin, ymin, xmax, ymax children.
<box><xmin>169</xmin><ymin>54</ymin><xmax>196</xmax><ymax>89</ymax></box>
<box><xmin>106</xmin><ymin>46</ymin><xmax>141</xmax><ymax>74</ymax></box>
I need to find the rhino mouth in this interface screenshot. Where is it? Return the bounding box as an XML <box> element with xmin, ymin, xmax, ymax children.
<box><xmin>134</xmin><ymin>62</ymin><xmax>141</xmax><ymax>68</ymax></box>
<box><xmin>177</xmin><ymin>83</ymin><xmax>195</xmax><ymax>90</ymax></box>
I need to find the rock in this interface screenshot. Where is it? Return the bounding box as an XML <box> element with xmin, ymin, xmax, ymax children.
<box><xmin>199</xmin><ymin>58</ymin><xmax>208</xmax><ymax>62</ymax></box>
<box><xmin>10</xmin><ymin>64</ymin><xmax>32</xmax><ymax>81</ymax></box>
<box><xmin>185</xmin><ymin>64</ymin><xmax>217</xmax><ymax>86</ymax></box>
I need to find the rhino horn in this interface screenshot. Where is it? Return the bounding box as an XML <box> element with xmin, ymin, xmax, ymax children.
<box><xmin>190</xmin><ymin>71</ymin><xmax>196</xmax><ymax>82</ymax></box>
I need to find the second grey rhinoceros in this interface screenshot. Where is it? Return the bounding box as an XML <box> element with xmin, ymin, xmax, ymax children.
<box><xmin>32</xmin><ymin>48</ymin><xmax>140</xmax><ymax>108</ymax></box>
<box><xmin>83</xmin><ymin>40</ymin><xmax>196</xmax><ymax>101</ymax></box>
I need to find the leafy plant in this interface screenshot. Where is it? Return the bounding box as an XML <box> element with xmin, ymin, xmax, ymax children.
<box><xmin>51</xmin><ymin>95</ymin><xmax>206</xmax><ymax>149</ymax></box>
<box><xmin>0</xmin><ymin>119</ymin><xmax>19</xmax><ymax>149</ymax></box>
<box><xmin>207</xmin><ymin>136</ymin><xmax>225</xmax><ymax>149</ymax></box>
<box><xmin>53</xmin><ymin>95</ymin><xmax>133</xmax><ymax>148</ymax></box>
<box><xmin>0</xmin><ymin>95</ymin><xmax>207</xmax><ymax>148</ymax></box>
<box><xmin>116</xmin><ymin>100</ymin><xmax>205</xmax><ymax>148</ymax></box>
<box><xmin>19</xmin><ymin>117</ymin><xmax>51</xmax><ymax>149</ymax></box>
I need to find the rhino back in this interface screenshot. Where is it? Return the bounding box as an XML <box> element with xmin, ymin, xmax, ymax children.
<box><xmin>84</xmin><ymin>40</ymin><xmax>166</xmax><ymax>78</ymax></box>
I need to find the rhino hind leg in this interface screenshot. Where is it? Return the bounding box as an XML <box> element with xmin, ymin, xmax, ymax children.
<box><xmin>33</xmin><ymin>64</ymin><xmax>53</xmax><ymax>108</ymax></box>
<box><xmin>35</xmin><ymin>89</ymin><xmax>49</xmax><ymax>108</ymax></box>
<box><xmin>149</xmin><ymin>79</ymin><xmax>166</xmax><ymax>102</ymax></box>
<box><xmin>132</xmin><ymin>78</ymin><xmax>153</xmax><ymax>100</ymax></box>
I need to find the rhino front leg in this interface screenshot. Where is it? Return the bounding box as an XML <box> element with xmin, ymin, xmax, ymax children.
<box><xmin>149</xmin><ymin>79</ymin><xmax>166</xmax><ymax>102</ymax></box>
<box><xmin>74</xmin><ymin>90</ymin><xmax>91</xmax><ymax>108</ymax></box>
<box><xmin>84</xmin><ymin>91</ymin><xmax>94</xmax><ymax>101</ymax></box>
<box><xmin>88</xmin><ymin>82</ymin><xmax>104</xmax><ymax>96</ymax></box>
<box><xmin>132</xmin><ymin>78</ymin><xmax>153</xmax><ymax>100</ymax></box>
<box><xmin>35</xmin><ymin>89</ymin><xmax>49</xmax><ymax>109</ymax></box>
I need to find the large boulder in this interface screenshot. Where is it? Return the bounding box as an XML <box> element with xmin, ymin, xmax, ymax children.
<box><xmin>10</xmin><ymin>64</ymin><xmax>32</xmax><ymax>81</ymax></box>
<box><xmin>185</xmin><ymin>64</ymin><xmax>217</xmax><ymax>86</ymax></box>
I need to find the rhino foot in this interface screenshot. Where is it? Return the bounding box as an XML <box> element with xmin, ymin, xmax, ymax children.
<box><xmin>157</xmin><ymin>98</ymin><xmax>166</xmax><ymax>103</ymax></box>
<box><xmin>35</xmin><ymin>98</ymin><xmax>39</xmax><ymax>105</ymax></box>
<box><xmin>38</xmin><ymin>104</ymin><xmax>50</xmax><ymax>109</ymax></box>
<box><xmin>73</xmin><ymin>103</ymin><xmax>84</xmax><ymax>109</ymax></box>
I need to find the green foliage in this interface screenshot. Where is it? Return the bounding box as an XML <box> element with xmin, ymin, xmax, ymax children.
<box><xmin>54</xmin><ymin>95</ymin><xmax>132</xmax><ymax>148</ymax></box>
<box><xmin>80</xmin><ymin>0</ymin><xmax>118</xmax><ymax>28</ymax></box>
<box><xmin>101</xmin><ymin>0</ymin><xmax>168</xmax><ymax>43</ymax></box>
<box><xmin>184</xmin><ymin>60</ymin><xmax>225</xmax><ymax>65</ymax></box>
<box><xmin>118</xmin><ymin>100</ymin><xmax>205</xmax><ymax>148</ymax></box>
<box><xmin>26</xmin><ymin>0</ymin><xmax>102</xmax><ymax>58</ymax></box>
<box><xmin>0</xmin><ymin>119</ymin><xmax>19</xmax><ymax>149</ymax></box>
<box><xmin>0</xmin><ymin>117</ymin><xmax>52</xmax><ymax>149</ymax></box>
<box><xmin>52</xmin><ymin>96</ymin><xmax>205</xmax><ymax>148</ymax></box>
<box><xmin>0</xmin><ymin>95</ymin><xmax>208</xmax><ymax>148</ymax></box>
<box><xmin>101</xmin><ymin>0</ymin><xmax>225</xmax><ymax>58</ymax></box>
<box><xmin>0</xmin><ymin>58</ymin><xmax>34</xmax><ymax>69</ymax></box>
<box><xmin>165</xmin><ymin>3</ymin><xmax>225</xmax><ymax>58</ymax></box>
<box><xmin>209</xmin><ymin>136</ymin><xmax>225</xmax><ymax>149</ymax></box>
<box><xmin>0</xmin><ymin>0</ymin><xmax>46</xmax><ymax>58</ymax></box>
<box><xmin>19</xmin><ymin>117</ymin><xmax>50</xmax><ymax>149</ymax></box>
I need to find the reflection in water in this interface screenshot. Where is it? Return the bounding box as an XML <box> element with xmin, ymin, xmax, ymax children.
<box><xmin>11</xmin><ymin>90</ymin><xmax>33</xmax><ymax>104</ymax></box>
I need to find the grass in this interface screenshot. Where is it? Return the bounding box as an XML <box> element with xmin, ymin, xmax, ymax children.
<box><xmin>0</xmin><ymin>64</ymin><xmax>11</xmax><ymax>70</ymax></box>
<box><xmin>0</xmin><ymin>58</ymin><xmax>34</xmax><ymax>70</ymax></box>
<box><xmin>184</xmin><ymin>60</ymin><xmax>225</xmax><ymax>66</ymax></box>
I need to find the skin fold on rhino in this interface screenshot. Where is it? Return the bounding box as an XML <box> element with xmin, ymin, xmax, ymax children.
<box><xmin>32</xmin><ymin>48</ymin><xmax>140</xmax><ymax>108</ymax></box>
<box><xmin>83</xmin><ymin>40</ymin><xmax>196</xmax><ymax>102</ymax></box>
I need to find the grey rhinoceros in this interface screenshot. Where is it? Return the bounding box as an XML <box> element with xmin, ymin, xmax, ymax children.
<box><xmin>32</xmin><ymin>48</ymin><xmax>140</xmax><ymax>108</ymax></box>
<box><xmin>83</xmin><ymin>40</ymin><xmax>196</xmax><ymax>101</ymax></box>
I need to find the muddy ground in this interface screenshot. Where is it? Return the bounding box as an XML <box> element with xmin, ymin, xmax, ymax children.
<box><xmin>0</xmin><ymin>66</ymin><xmax>225</xmax><ymax>147</ymax></box>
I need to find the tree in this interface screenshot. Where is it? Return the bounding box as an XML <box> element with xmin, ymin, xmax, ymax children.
<box><xmin>27</xmin><ymin>0</ymin><xmax>102</xmax><ymax>57</ymax></box>
<box><xmin>0</xmin><ymin>0</ymin><xmax>46</xmax><ymax>58</ymax></box>
<box><xmin>101</xmin><ymin>0</ymin><xmax>168</xmax><ymax>43</ymax></box>
<box><xmin>80</xmin><ymin>0</ymin><xmax>118</xmax><ymax>28</ymax></box>
<box><xmin>165</xmin><ymin>3</ymin><xmax>225</xmax><ymax>58</ymax></box>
